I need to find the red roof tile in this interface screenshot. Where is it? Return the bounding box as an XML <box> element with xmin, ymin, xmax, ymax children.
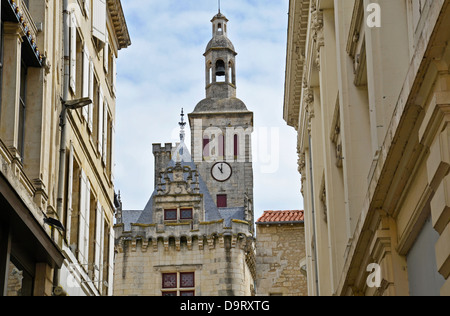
<box><xmin>256</xmin><ymin>210</ymin><xmax>304</xmax><ymax>224</ymax></box>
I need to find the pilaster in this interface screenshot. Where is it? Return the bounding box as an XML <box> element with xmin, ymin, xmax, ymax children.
<box><xmin>424</xmin><ymin>81</ymin><xmax>450</xmax><ymax>294</ymax></box>
<box><xmin>0</xmin><ymin>22</ymin><xmax>23</xmax><ymax>158</ymax></box>
<box><xmin>361</xmin><ymin>211</ymin><xmax>408</xmax><ymax>296</ymax></box>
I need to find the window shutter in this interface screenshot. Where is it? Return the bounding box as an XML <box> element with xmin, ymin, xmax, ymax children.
<box><xmin>82</xmin><ymin>44</ymin><xmax>90</xmax><ymax>120</ymax></box>
<box><xmin>88</xmin><ymin>58</ymin><xmax>94</xmax><ymax>100</ymax></box>
<box><xmin>111</xmin><ymin>57</ymin><xmax>116</xmax><ymax>95</ymax></box>
<box><xmin>88</xmin><ymin>60</ymin><xmax>94</xmax><ymax>132</ymax></box>
<box><xmin>104</xmin><ymin>29</ymin><xmax>109</xmax><ymax>73</ymax></box>
<box><xmin>84</xmin><ymin>178</ymin><xmax>91</xmax><ymax>268</ymax></box>
<box><xmin>82</xmin><ymin>44</ymin><xmax>90</xmax><ymax>98</ymax></box>
<box><xmin>84</xmin><ymin>0</ymin><xmax>90</xmax><ymax>19</ymax></box>
<box><xmin>110</xmin><ymin>122</ymin><xmax>115</xmax><ymax>181</ymax></box>
<box><xmin>107</xmin><ymin>226</ymin><xmax>115</xmax><ymax>296</ymax></box>
<box><xmin>94</xmin><ymin>202</ymin><xmax>104</xmax><ymax>288</ymax></box>
<box><xmin>98</xmin><ymin>88</ymin><xmax>104</xmax><ymax>155</ymax></box>
<box><xmin>92</xmin><ymin>0</ymin><xmax>106</xmax><ymax>43</ymax></box>
<box><xmin>69</xmin><ymin>12</ymin><xmax>77</xmax><ymax>94</ymax></box>
<box><xmin>66</xmin><ymin>142</ymin><xmax>74</xmax><ymax>245</ymax></box>
<box><xmin>99</xmin><ymin>207</ymin><xmax>104</xmax><ymax>291</ymax></box>
<box><xmin>102</xmin><ymin>102</ymin><xmax>108</xmax><ymax>165</ymax></box>
<box><xmin>78</xmin><ymin>170</ymin><xmax>87</xmax><ymax>266</ymax></box>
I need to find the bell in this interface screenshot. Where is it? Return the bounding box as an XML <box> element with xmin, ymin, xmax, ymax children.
<box><xmin>216</xmin><ymin>65</ymin><xmax>226</xmax><ymax>76</ymax></box>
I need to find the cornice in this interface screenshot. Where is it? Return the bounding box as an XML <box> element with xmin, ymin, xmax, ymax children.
<box><xmin>284</xmin><ymin>0</ymin><xmax>311</xmax><ymax>128</ymax></box>
<box><xmin>107</xmin><ymin>0</ymin><xmax>131</xmax><ymax>50</ymax></box>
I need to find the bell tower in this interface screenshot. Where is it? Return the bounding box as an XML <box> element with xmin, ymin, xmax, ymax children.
<box><xmin>205</xmin><ymin>12</ymin><xmax>237</xmax><ymax>99</ymax></box>
<box><xmin>114</xmin><ymin>9</ymin><xmax>257</xmax><ymax>297</ymax></box>
<box><xmin>189</xmin><ymin>11</ymin><xmax>254</xmax><ymax>229</ymax></box>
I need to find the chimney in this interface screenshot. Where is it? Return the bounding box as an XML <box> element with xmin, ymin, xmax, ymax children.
<box><xmin>152</xmin><ymin>143</ymin><xmax>173</xmax><ymax>188</ymax></box>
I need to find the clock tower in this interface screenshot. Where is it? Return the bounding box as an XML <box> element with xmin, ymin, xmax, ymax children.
<box><xmin>114</xmin><ymin>11</ymin><xmax>257</xmax><ymax>296</ymax></box>
<box><xmin>188</xmin><ymin>11</ymin><xmax>254</xmax><ymax>228</ymax></box>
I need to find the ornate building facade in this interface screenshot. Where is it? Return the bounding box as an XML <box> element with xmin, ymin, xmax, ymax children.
<box><xmin>0</xmin><ymin>0</ymin><xmax>130</xmax><ymax>296</ymax></box>
<box><xmin>113</xmin><ymin>12</ymin><xmax>256</xmax><ymax>296</ymax></box>
<box><xmin>284</xmin><ymin>0</ymin><xmax>450</xmax><ymax>295</ymax></box>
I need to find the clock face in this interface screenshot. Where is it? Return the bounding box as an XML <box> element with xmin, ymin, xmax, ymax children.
<box><xmin>211</xmin><ymin>162</ymin><xmax>232</xmax><ymax>182</ymax></box>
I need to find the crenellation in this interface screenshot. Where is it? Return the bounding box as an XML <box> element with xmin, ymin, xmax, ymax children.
<box><xmin>115</xmin><ymin>219</ymin><xmax>252</xmax><ymax>253</ymax></box>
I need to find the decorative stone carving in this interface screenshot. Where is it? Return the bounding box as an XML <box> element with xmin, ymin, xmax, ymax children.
<box><xmin>303</xmin><ymin>88</ymin><xmax>315</xmax><ymax>134</ymax></box>
<box><xmin>310</xmin><ymin>4</ymin><xmax>323</xmax><ymax>43</ymax></box>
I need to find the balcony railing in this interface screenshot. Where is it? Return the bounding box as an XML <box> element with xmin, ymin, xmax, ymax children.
<box><xmin>6</xmin><ymin>0</ymin><xmax>43</xmax><ymax>66</ymax></box>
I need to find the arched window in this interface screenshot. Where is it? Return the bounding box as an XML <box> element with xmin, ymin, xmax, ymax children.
<box><xmin>206</xmin><ymin>61</ymin><xmax>212</xmax><ymax>84</ymax></box>
<box><xmin>203</xmin><ymin>137</ymin><xmax>210</xmax><ymax>160</ymax></box>
<box><xmin>228</xmin><ymin>61</ymin><xmax>234</xmax><ymax>85</ymax></box>
<box><xmin>215</xmin><ymin>59</ymin><xmax>226</xmax><ymax>82</ymax></box>
<box><xmin>219</xmin><ymin>134</ymin><xmax>225</xmax><ymax>158</ymax></box>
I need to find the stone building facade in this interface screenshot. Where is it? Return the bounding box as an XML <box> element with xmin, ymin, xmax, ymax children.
<box><xmin>256</xmin><ymin>211</ymin><xmax>307</xmax><ymax>296</ymax></box>
<box><xmin>114</xmin><ymin>12</ymin><xmax>256</xmax><ymax>296</ymax></box>
<box><xmin>0</xmin><ymin>0</ymin><xmax>130</xmax><ymax>296</ymax></box>
<box><xmin>284</xmin><ymin>0</ymin><xmax>450</xmax><ymax>296</ymax></box>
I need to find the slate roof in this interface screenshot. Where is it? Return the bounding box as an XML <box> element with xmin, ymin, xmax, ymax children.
<box><xmin>219</xmin><ymin>207</ymin><xmax>245</xmax><ymax>227</ymax></box>
<box><xmin>256</xmin><ymin>210</ymin><xmax>304</xmax><ymax>224</ymax></box>
<box><xmin>120</xmin><ymin>209</ymin><xmax>144</xmax><ymax>231</ymax></box>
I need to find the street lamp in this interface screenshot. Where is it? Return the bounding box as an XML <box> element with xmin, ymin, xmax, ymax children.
<box><xmin>63</xmin><ymin>97</ymin><xmax>92</xmax><ymax>110</ymax></box>
<box><xmin>55</xmin><ymin>97</ymin><xmax>92</xmax><ymax>226</ymax></box>
<box><xmin>44</xmin><ymin>216</ymin><xmax>66</xmax><ymax>232</ymax></box>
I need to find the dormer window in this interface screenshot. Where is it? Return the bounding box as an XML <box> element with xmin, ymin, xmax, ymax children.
<box><xmin>164</xmin><ymin>209</ymin><xmax>178</xmax><ymax>221</ymax></box>
<box><xmin>164</xmin><ymin>208</ymin><xmax>194</xmax><ymax>221</ymax></box>
<box><xmin>180</xmin><ymin>208</ymin><xmax>193</xmax><ymax>220</ymax></box>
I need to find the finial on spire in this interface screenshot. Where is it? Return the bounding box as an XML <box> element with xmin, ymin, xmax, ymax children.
<box><xmin>218</xmin><ymin>0</ymin><xmax>221</xmax><ymax>13</ymax></box>
<box><xmin>179</xmin><ymin>108</ymin><xmax>186</xmax><ymax>142</ymax></box>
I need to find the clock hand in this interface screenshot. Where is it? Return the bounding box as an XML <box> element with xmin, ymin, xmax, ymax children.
<box><xmin>218</xmin><ymin>165</ymin><xmax>223</xmax><ymax>173</ymax></box>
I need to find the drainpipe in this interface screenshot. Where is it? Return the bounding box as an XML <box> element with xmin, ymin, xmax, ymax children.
<box><xmin>57</xmin><ymin>0</ymin><xmax>70</xmax><ymax>222</ymax></box>
<box><xmin>308</xmin><ymin>135</ymin><xmax>320</xmax><ymax>296</ymax></box>
<box><xmin>53</xmin><ymin>0</ymin><xmax>70</xmax><ymax>294</ymax></box>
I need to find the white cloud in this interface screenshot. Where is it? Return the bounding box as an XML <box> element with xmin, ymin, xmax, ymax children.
<box><xmin>114</xmin><ymin>0</ymin><xmax>303</xmax><ymax>216</ymax></box>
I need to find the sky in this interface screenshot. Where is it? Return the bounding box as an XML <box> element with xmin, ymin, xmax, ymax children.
<box><xmin>114</xmin><ymin>0</ymin><xmax>303</xmax><ymax>222</ymax></box>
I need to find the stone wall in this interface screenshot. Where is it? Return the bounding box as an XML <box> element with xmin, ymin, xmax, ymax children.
<box><xmin>256</xmin><ymin>223</ymin><xmax>307</xmax><ymax>296</ymax></box>
<box><xmin>114</xmin><ymin>234</ymin><xmax>255</xmax><ymax>296</ymax></box>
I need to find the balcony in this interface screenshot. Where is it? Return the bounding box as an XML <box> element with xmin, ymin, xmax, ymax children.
<box><xmin>2</xmin><ymin>0</ymin><xmax>43</xmax><ymax>67</ymax></box>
